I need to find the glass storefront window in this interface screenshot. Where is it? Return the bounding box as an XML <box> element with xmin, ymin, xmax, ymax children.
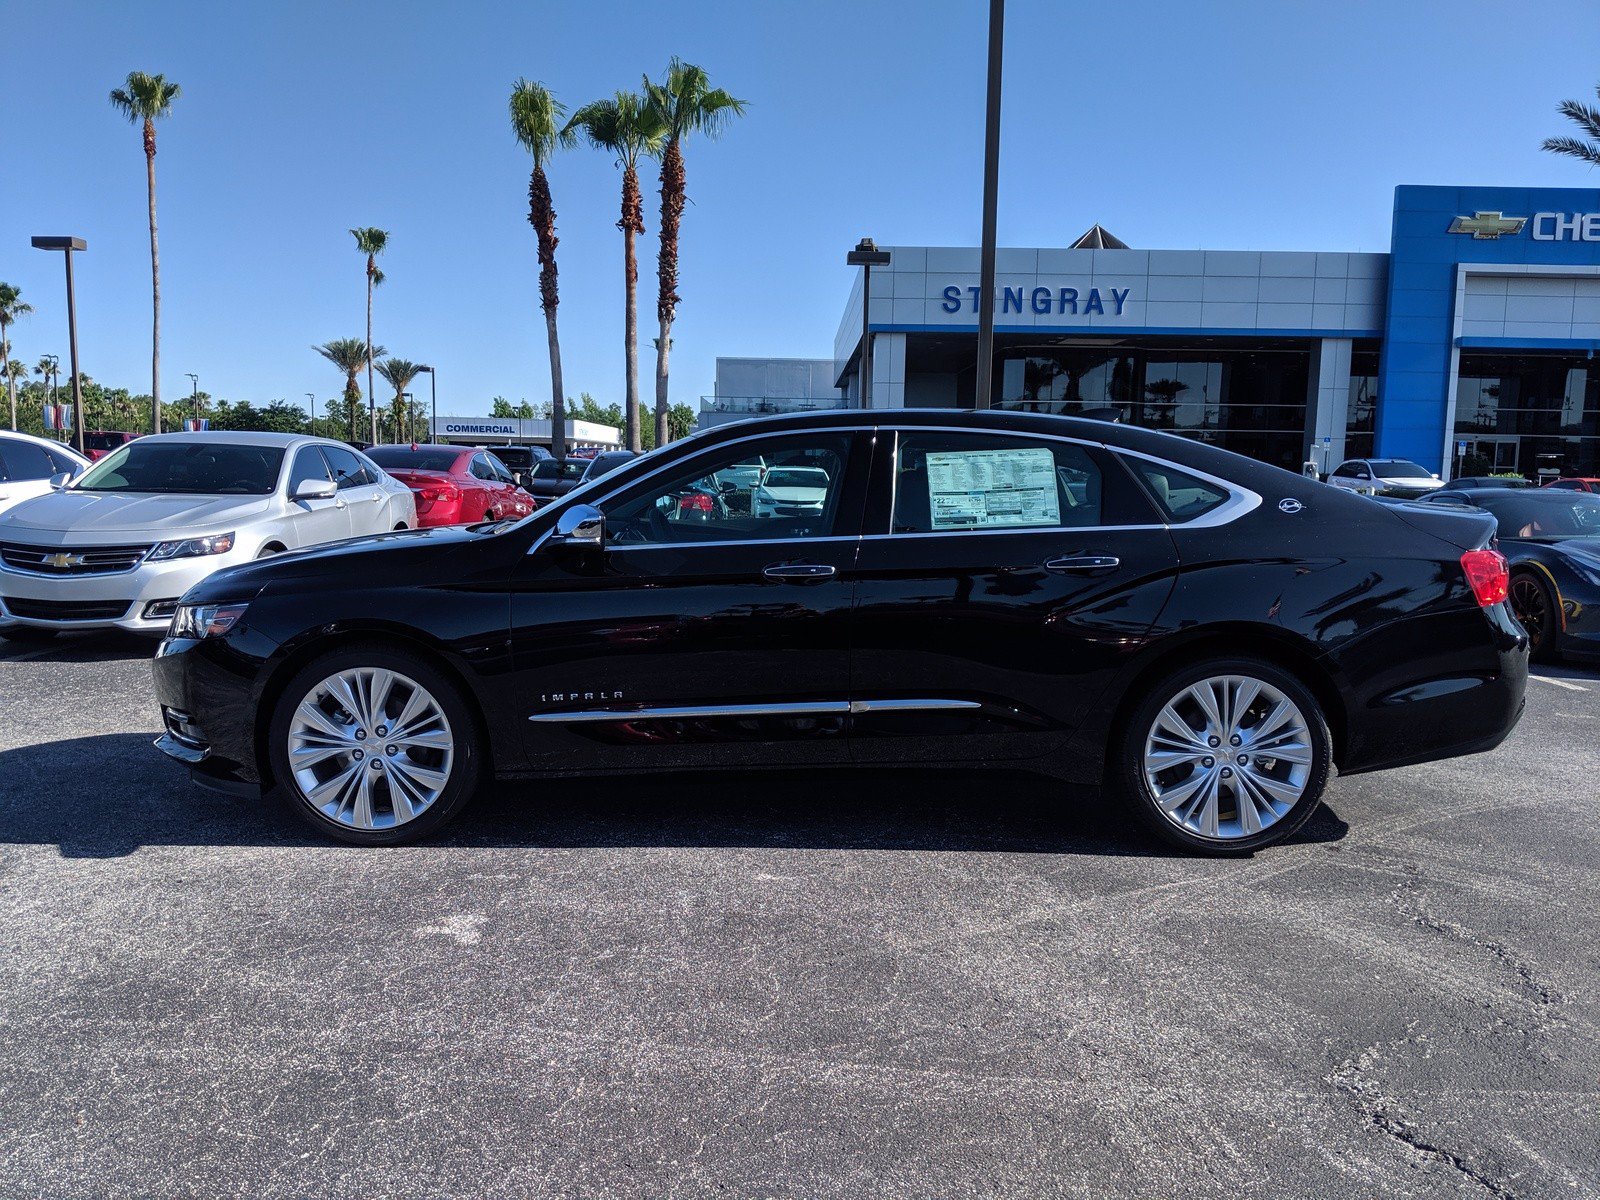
<box><xmin>1346</xmin><ymin>344</ymin><xmax>1379</xmax><ymax>460</ymax></box>
<box><xmin>1455</xmin><ymin>352</ymin><xmax>1600</xmax><ymax>477</ymax></box>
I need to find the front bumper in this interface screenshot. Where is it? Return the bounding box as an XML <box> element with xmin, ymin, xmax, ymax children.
<box><xmin>0</xmin><ymin>548</ymin><xmax>255</xmax><ymax>634</ymax></box>
<box><xmin>151</xmin><ymin>632</ymin><xmax>266</xmax><ymax>787</ymax></box>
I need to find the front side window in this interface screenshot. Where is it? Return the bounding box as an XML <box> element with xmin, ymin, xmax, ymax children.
<box><xmin>0</xmin><ymin>438</ymin><xmax>60</xmax><ymax>482</ymax></box>
<box><xmin>1331</xmin><ymin>462</ymin><xmax>1360</xmax><ymax>479</ymax></box>
<box><xmin>75</xmin><ymin>440</ymin><xmax>286</xmax><ymax>495</ymax></box>
<box><xmin>320</xmin><ymin>445</ymin><xmax>371</xmax><ymax>490</ymax></box>
<box><xmin>890</xmin><ymin>433</ymin><xmax>1152</xmax><ymax>533</ymax></box>
<box><xmin>603</xmin><ymin>435</ymin><xmax>852</xmax><ymax>546</ymax></box>
<box><xmin>287</xmin><ymin>447</ymin><xmax>333</xmax><ymax>493</ymax></box>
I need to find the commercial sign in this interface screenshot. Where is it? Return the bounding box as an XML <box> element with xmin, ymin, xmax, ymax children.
<box><xmin>1448</xmin><ymin>210</ymin><xmax>1600</xmax><ymax>242</ymax></box>
<box><xmin>939</xmin><ymin>284</ymin><xmax>1133</xmax><ymax>316</ymax></box>
<box><xmin>438</xmin><ymin>419</ymin><xmax>517</xmax><ymax>437</ymax></box>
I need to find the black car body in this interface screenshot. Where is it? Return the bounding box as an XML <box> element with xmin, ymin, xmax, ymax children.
<box><xmin>1444</xmin><ymin>476</ymin><xmax>1533</xmax><ymax>490</ymax></box>
<box><xmin>1417</xmin><ymin>487</ymin><xmax>1600</xmax><ymax>663</ymax></box>
<box><xmin>152</xmin><ymin>409</ymin><xmax>1527</xmax><ymax>853</ymax></box>
<box><xmin>523</xmin><ymin>457</ymin><xmax>591</xmax><ymax>505</ymax></box>
<box><xmin>480</xmin><ymin>444</ymin><xmax>552</xmax><ymax>488</ymax></box>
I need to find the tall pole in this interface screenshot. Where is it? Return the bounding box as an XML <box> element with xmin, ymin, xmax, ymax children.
<box><xmin>428</xmin><ymin>369</ymin><xmax>436</xmax><ymax>442</ymax></box>
<box><xmin>62</xmin><ymin>250</ymin><xmax>85</xmax><ymax>454</ymax></box>
<box><xmin>860</xmin><ymin>262</ymin><xmax>873</xmax><ymax>408</ymax></box>
<box><xmin>973</xmin><ymin>0</ymin><xmax>1005</xmax><ymax>410</ymax></box>
<box><xmin>186</xmin><ymin>372</ymin><xmax>199</xmax><ymax>429</ymax></box>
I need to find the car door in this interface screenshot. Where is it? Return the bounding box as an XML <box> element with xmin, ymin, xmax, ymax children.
<box><xmin>466</xmin><ymin>454</ymin><xmax>504</xmax><ymax>520</ymax></box>
<box><xmin>0</xmin><ymin>437</ymin><xmax>63</xmax><ymax>518</ymax></box>
<box><xmin>282</xmin><ymin>446</ymin><xmax>350</xmax><ymax>546</ymax></box>
<box><xmin>322</xmin><ymin>444</ymin><xmax>389</xmax><ymax>535</ymax></box>
<box><xmin>848</xmin><ymin>427</ymin><xmax>1182</xmax><ymax>766</ymax></box>
<box><xmin>509</xmin><ymin>428</ymin><xmax>871</xmax><ymax>772</ymax></box>
<box><xmin>485</xmin><ymin>452</ymin><xmax>532</xmax><ymax>517</ymax></box>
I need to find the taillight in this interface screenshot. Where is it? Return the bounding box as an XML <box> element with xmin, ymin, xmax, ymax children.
<box><xmin>418</xmin><ymin>484</ymin><xmax>461</xmax><ymax>504</ymax></box>
<box><xmin>1460</xmin><ymin>548</ymin><xmax>1509</xmax><ymax>607</ymax></box>
<box><xmin>679</xmin><ymin>493</ymin><xmax>714</xmax><ymax>513</ymax></box>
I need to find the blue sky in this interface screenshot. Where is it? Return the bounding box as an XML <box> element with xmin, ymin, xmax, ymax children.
<box><xmin>3</xmin><ymin>0</ymin><xmax>1598</xmax><ymax>419</ymax></box>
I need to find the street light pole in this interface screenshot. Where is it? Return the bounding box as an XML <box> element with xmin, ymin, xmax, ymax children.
<box><xmin>845</xmin><ymin>239</ymin><xmax>891</xmax><ymax>409</ymax></box>
<box><xmin>31</xmin><ymin>236</ymin><xmax>88</xmax><ymax>453</ymax></box>
<box><xmin>973</xmin><ymin>0</ymin><xmax>1005</xmax><ymax>410</ymax></box>
<box><xmin>415</xmin><ymin>365</ymin><xmax>436</xmax><ymax>443</ymax></box>
<box><xmin>401</xmin><ymin>392</ymin><xmax>415</xmax><ymax>443</ymax></box>
<box><xmin>185</xmin><ymin>373</ymin><xmax>199</xmax><ymax>429</ymax></box>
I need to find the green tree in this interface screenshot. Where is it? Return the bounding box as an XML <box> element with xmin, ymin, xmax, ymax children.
<box><xmin>643</xmin><ymin>60</ymin><xmax>745</xmax><ymax>447</ymax></box>
<box><xmin>0</xmin><ymin>284</ymin><xmax>33</xmax><ymax>430</ymax></box>
<box><xmin>3</xmin><ymin>360</ymin><xmax>26</xmax><ymax>429</ymax></box>
<box><xmin>567</xmin><ymin>92</ymin><xmax>666</xmax><ymax>453</ymax></box>
<box><xmin>315</xmin><ymin>338</ymin><xmax>383</xmax><ymax>441</ymax></box>
<box><xmin>1543</xmin><ymin>82</ymin><xmax>1600</xmax><ymax>165</ymax></box>
<box><xmin>376</xmin><ymin>357</ymin><xmax>422</xmax><ymax>443</ymax></box>
<box><xmin>510</xmin><ymin>79</ymin><xmax>576</xmax><ymax>460</ymax></box>
<box><xmin>350</xmin><ymin>227</ymin><xmax>389</xmax><ymax>443</ymax></box>
<box><xmin>109</xmin><ymin>71</ymin><xmax>181</xmax><ymax>435</ymax></box>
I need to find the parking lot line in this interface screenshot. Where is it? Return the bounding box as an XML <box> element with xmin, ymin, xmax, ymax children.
<box><xmin>1529</xmin><ymin>674</ymin><xmax>1589</xmax><ymax>692</ymax></box>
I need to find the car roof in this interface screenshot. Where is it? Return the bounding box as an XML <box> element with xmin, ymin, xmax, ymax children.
<box><xmin>132</xmin><ymin>430</ymin><xmax>330</xmax><ymax>448</ymax></box>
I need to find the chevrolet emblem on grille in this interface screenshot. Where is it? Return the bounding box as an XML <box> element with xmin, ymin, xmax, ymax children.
<box><xmin>44</xmin><ymin>552</ymin><xmax>86</xmax><ymax>569</ymax></box>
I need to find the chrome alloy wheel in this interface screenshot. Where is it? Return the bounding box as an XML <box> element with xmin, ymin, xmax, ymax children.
<box><xmin>1142</xmin><ymin>674</ymin><xmax>1314</xmax><ymax>842</ymax></box>
<box><xmin>287</xmin><ymin>667</ymin><xmax>455</xmax><ymax>831</ymax></box>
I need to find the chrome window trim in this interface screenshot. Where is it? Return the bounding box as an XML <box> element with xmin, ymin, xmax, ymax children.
<box><xmin>528</xmin><ymin>698</ymin><xmax>981</xmax><ymax>723</ymax></box>
<box><xmin>523</xmin><ymin>419</ymin><xmax>1263</xmax><ymax>555</ymax></box>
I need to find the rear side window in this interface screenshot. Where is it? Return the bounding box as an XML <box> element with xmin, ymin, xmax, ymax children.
<box><xmin>1121</xmin><ymin>457</ymin><xmax>1231</xmax><ymax>523</ymax></box>
<box><xmin>890</xmin><ymin>433</ymin><xmax>1155</xmax><ymax>534</ymax></box>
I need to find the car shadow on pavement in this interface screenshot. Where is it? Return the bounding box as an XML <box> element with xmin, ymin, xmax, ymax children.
<box><xmin>0</xmin><ymin>630</ymin><xmax>158</xmax><ymax>663</ymax></box>
<box><xmin>0</xmin><ymin>732</ymin><xmax>1350</xmax><ymax>859</ymax></box>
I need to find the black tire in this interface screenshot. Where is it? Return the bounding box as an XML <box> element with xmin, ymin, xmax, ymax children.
<box><xmin>256</xmin><ymin>544</ymin><xmax>284</xmax><ymax>559</ymax></box>
<box><xmin>267</xmin><ymin>644</ymin><xmax>485</xmax><ymax>846</ymax></box>
<box><xmin>1509</xmin><ymin>571</ymin><xmax>1559</xmax><ymax>664</ymax></box>
<box><xmin>0</xmin><ymin>625</ymin><xmax>58</xmax><ymax>644</ymax></box>
<box><xmin>1112</xmin><ymin>657</ymin><xmax>1333</xmax><ymax>855</ymax></box>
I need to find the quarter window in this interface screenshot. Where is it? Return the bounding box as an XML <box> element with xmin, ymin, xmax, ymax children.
<box><xmin>890</xmin><ymin>432</ymin><xmax>1153</xmax><ymax>533</ymax></box>
<box><xmin>603</xmin><ymin>435</ymin><xmax>852</xmax><ymax>545</ymax></box>
<box><xmin>1121</xmin><ymin>458</ymin><xmax>1231</xmax><ymax>523</ymax></box>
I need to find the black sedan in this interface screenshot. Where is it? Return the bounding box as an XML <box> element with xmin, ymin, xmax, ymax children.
<box><xmin>151</xmin><ymin>409</ymin><xmax>1527</xmax><ymax>854</ymax></box>
<box><xmin>1417</xmin><ymin>487</ymin><xmax>1600</xmax><ymax>663</ymax></box>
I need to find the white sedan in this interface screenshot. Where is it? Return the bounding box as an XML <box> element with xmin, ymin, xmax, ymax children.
<box><xmin>0</xmin><ymin>431</ymin><xmax>415</xmax><ymax>640</ymax></box>
<box><xmin>753</xmin><ymin>465</ymin><xmax>831</xmax><ymax>519</ymax></box>
<box><xmin>0</xmin><ymin>430</ymin><xmax>91</xmax><ymax>519</ymax></box>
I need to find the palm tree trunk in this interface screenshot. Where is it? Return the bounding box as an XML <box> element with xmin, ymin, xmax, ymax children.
<box><xmin>621</xmin><ymin>163</ymin><xmax>644</xmax><ymax>453</ymax></box>
<box><xmin>530</xmin><ymin>166</ymin><xmax>566</xmax><ymax>461</ymax></box>
<box><xmin>655</xmin><ymin>138</ymin><xmax>685</xmax><ymax>449</ymax></box>
<box><xmin>365</xmin><ymin>262</ymin><xmax>377</xmax><ymax>445</ymax></box>
<box><xmin>145</xmin><ymin>119</ymin><xmax>162</xmax><ymax>435</ymax></box>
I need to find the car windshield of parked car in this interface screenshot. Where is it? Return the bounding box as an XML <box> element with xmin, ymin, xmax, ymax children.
<box><xmin>763</xmin><ymin>467</ymin><xmax>828</xmax><ymax>490</ymax></box>
<box><xmin>533</xmin><ymin>459</ymin><xmax>590</xmax><ymax>482</ymax></box>
<box><xmin>74</xmin><ymin>440</ymin><xmax>286</xmax><ymax>495</ymax></box>
<box><xmin>1478</xmin><ymin>494</ymin><xmax>1600</xmax><ymax>539</ymax></box>
<box><xmin>366</xmin><ymin>446</ymin><xmax>462</xmax><ymax>473</ymax></box>
<box><xmin>1372</xmin><ymin>461</ymin><xmax>1430</xmax><ymax>479</ymax></box>
<box><xmin>83</xmin><ymin>432</ymin><xmax>129</xmax><ymax>452</ymax></box>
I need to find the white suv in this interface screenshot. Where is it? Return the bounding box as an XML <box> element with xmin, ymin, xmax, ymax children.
<box><xmin>0</xmin><ymin>431</ymin><xmax>415</xmax><ymax>640</ymax></box>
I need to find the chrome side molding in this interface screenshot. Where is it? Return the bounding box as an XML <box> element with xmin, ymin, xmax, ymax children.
<box><xmin>528</xmin><ymin>698</ymin><xmax>983</xmax><ymax>723</ymax></box>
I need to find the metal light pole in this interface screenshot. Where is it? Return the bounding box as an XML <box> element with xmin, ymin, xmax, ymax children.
<box><xmin>415</xmin><ymin>365</ymin><xmax>436</xmax><ymax>443</ymax></box>
<box><xmin>185</xmin><ymin>373</ymin><xmax>199</xmax><ymax>430</ymax></box>
<box><xmin>973</xmin><ymin>0</ymin><xmax>1004</xmax><ymax>410</ymax></box>
<box><xmin>31</xmin><ymin>236</ymin><xmax>87</xmax><ymax>453</ymax></box>
<box><xmin>401</xmin><ymin>392</ymin><xmax>415</xmax><ymax>443</ymax></box>
<box><xmin>846</xmin><ymin>239</ymin><xmax>891</xmax><ymax>408</ymax></box>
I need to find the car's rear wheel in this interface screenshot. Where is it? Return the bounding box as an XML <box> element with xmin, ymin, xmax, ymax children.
<box><xmin>1114</xmin><ymin>658</ymin><xmax>1331</xmax><ymax>854</ymax></box>
<box><xmin>267</xmin><ymin>646</ymin><xmax>483</xmax><ymax>845</ymax></box>
<box><xmin>1509</xmin><ymin>571</ymin><xmax>1558</xmax><ymax>663</ymax></box>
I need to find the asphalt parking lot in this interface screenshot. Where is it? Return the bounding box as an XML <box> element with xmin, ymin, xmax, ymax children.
<box><xmin>1</xmin><ymin>634</ymin><xmax>1597</xmax><ymax>1199</ymax></box>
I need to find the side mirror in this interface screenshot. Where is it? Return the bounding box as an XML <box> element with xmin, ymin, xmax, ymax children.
<box><xmin>48</xmin><ymin>472</ymin><xmax>72</xmax><ymax>490</ymax></box>
<box><xmin>293</xmin><ymin>478</ymin><xmax>338</xmax><ymax>501</ymax></box>
<box><xmin>550</xmin><ymin>503</ymin><xmax>604</xmax><ymax>547</ymax></box>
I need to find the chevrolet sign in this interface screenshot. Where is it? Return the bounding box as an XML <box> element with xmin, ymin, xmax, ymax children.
<box><xmin>44</xmin><ymin>552</ymin><xmax>85</xmax><ymax>570</ymax></box>
<box><xmin>1447</xmin><ymin>212</ymin><xmax>1527</xmax><ymax>240</ymax></box>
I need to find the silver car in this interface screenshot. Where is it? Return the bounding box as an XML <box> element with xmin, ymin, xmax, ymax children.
<box><xmin>0</xmin><ymin>432</ymin><xmax>416</xmax><ymax>639</ymax></box>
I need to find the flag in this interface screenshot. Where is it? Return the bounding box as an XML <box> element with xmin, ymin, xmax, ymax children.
<box><xmin>57</xmin><ymin>404</ymin><xmax>72</xmax><ymax>432</ymax></box>
<box><xmin>42</xmin><ymin>403</ymin><xmax>56</xmax><ymax>430</ymax></box>
<box><xmin>186</xmin><ymin>418</ymin><xmax>209</xmax><ymax>432</ymax></box>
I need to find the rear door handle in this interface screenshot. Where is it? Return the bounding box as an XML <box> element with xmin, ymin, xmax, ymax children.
<box><xmin>1044</xmin><ymin>555</ymin><xmax>1120</xmax><ymax>573</ymax></box>
<box><xmin>763</xmin><ymin>563</ymin><xmax>837</xmax><ymax>581</ymax></box>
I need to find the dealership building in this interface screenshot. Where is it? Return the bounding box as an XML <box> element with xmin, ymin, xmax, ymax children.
<box><xmin>779</xmin><ymin>185</ymin><xmax>1600</xmax><ymax>478</ymax></box>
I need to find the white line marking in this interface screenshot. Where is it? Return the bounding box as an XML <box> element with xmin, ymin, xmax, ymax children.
<box><xmin>1529</xmin><ymin>674</ymin><xmax>1589</xmax><ymax>692</ymax></box>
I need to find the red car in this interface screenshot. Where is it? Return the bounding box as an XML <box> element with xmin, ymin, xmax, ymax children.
<box><xmin>82</xmin><ymin>430</ymin><xmax>140</xmax><ymax>462</ymax></box>
<box><xmin>1544</xmin><ymin>477</ymin><xmax>1600</xmax><ymax>493</ymax></box>
<box><xmin>365</xmin><ymin>444</ymin><xmax>535</xmax><ymax>527</ymax></box>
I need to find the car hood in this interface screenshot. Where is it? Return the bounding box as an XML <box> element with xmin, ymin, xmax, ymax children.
<box><xmin>0</xmin><ymin>490</ymin><xmax>272</xmax><ymax>539</ymax></box>
<box><xmin>1376</xmin><ymin>476</ymin><xmax>1442</xmax><ymax>490</ymax></box>
<box><xmin>1517</xmin><ymin>536</ymin><xmax>1600</xmax><ymax>566</ymax></box>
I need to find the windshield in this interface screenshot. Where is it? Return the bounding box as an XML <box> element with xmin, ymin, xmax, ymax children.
<box><xmin>1372</xmin><ymin>461</ymin><xmax>1431</xmax><ymax>479</ymax></box>
<box><xmin>75</xmin><ymin>440</ymin><xmax>286</xmax><ymax>495</ymax></box>
<box><xmin>533</xmin><ymin>459</ymin><xmax>589</xmax><ymax>482</ymax></box>
<box><xmin>764</xmin><ymin>468</ymin><xmax>827</xmax><ymax>488</ymax></box>
<box><xmin>366</xmin><ymin>446</ymin><xmax>461</xmax><ymax>473</ymax></box>
<box><xmin>1478</xmin><ymin>494</ymin><xmax>1600</xmax><ymax>539</ymax></box>
<box><xmin>83</xmin><ymin>432</ymin><xmax>130</xmax><ymax>451</ymax></box>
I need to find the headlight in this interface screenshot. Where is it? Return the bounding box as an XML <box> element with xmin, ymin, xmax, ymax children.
<box><xmin>169</xmin><ymin>602</ymin><xmax>249</xmax><ymax>639</ymax></box>
<box><xmin>147</xmin><ymin>532</ymin><xmax>236</xmax><ymax>562</ymax></box>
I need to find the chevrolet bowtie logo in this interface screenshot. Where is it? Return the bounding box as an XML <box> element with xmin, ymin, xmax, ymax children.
<box><xmin>1447</xmin><ymin>211</ymin><xmax>1527</xmax><ymax>240</ymax></box>
<box><xmin>44</xmin><ymin>552</ymin><xmax>85</xmax><ymax>569</ymax></box>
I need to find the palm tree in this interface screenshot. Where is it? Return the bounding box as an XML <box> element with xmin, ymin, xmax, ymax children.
<box><xmin>0</xmin><ymin>283</ymin><xmax>33</xmax><ymax>430</ymax></box>
<box><xmin>1543</xmin><ymin>82</ymin><xmax>1600</xmax><ymax>165</ymax></box>
<box><xmin>567</xmin><ymin>91</ymin><xmax>666</xmax><ymax>452</ymax></box>
<box><xmin>643</xmin><ymin>60</ymin><xmax>745</xmax><ymax>447</ymax></box>
<box><xmin>4</xmin><ymin>360</ymin><xmax>26</xmax><ymax>428</ymax></box>
<box><xmin>510</xmin><ymin>80</ymin><xmax>576</xmax><ymax>460</ymax></box>
<box><xmin>109</xmin><ymin>72</ymin><xmax>181</xmax><ymax>435</ymax></box>
<box><xmin>315</xmin><ymin>338</ymin><xmax>384</xmax><ymax>442</ymax></box>
<box><xmin>376</xmin><ymin>358</ymin><xmax>421</xmax><ymax>443</ymax></box>
<box><xmin>350</xmin><ymin>227</ymin><xmax>390</xmax><ymax>443</ymax></box>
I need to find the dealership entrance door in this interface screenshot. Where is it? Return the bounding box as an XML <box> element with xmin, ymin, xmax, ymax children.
<box><xmin>1464</xmin><ymin>437</ymin><xmax>1519</xmax><ymax>474</ymax></box>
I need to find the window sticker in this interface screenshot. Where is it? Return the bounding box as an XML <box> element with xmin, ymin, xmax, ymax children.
<box><xmin>924</xmin><ymin>447</ymin><xmax>1061</xmax><ymax>529</ymax></box>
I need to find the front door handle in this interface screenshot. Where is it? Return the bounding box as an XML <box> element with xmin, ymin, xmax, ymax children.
<box><xmin>763</xmin><ymin>563</ymin><xmax>837</xmax><ymax>581</ymax></box>
<box><xmin>1044</xmin><ymin>555</ymin><xmax>1120</xmax><ymax>573</ymax></box>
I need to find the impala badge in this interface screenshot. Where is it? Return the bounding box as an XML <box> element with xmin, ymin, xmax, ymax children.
<box><xmin>537</xmin><ymin>691</ymin><xmax>622</xmax><ymax>704</ymax></box>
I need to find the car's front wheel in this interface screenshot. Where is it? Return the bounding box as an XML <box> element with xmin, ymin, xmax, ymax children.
<box><xmin>267</xmin><ymin>646</ymin><xmax>484</xmax><ymax>845</ymax></box>
<box><xmin>1114</xmin><ymin>658</ymin><xmax>1332</xmax><ymax>854</ymax></box>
